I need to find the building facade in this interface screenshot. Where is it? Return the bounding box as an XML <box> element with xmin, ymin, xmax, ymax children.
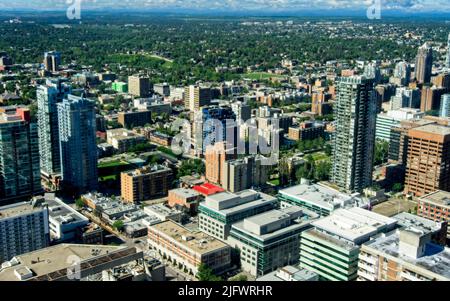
<box><xmin>331</xmin><ymin>76</ymin><xmax>377</xmax><ymax>193</ymax></box>
<box><xmin>57</xmin><ymin>95</ymin><xmax>98</xmax><ymax>193</ymax></box>
<box><xmin>0</xmin><ymin>108</ymin><xmax>41</xmax><ymax>204</ymax></box>
<box><xmin>414</xmin><ymin>43</ymin><xmax>433</xmax><ymax>84</ymax></box>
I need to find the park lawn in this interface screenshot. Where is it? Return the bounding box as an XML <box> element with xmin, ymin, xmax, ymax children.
<box><xmin>98</xmin><ymin>160</ymin><xmax>129</xmax><ymax>169</ymax></box>
<box><xmin>99</xmin><ymin>175</ymin><xmax>118</xmax><ymax>182</ymax></box>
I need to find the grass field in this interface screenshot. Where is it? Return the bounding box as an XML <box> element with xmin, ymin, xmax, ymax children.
<box><xmin>98</xmin><ymin>160</ymin><xmax>128</xmax><ymax>169</ymax></box>
<box><xmin>311</xmin><ymin>152</ymin><xmax>329</xmax><ymax>162</ymax></box>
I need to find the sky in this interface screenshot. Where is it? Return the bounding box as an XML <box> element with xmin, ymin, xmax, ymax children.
<box><xmin>1</xmin><ymin>0</ymin><xmax>450</xmax><ymax>13</ymax></box>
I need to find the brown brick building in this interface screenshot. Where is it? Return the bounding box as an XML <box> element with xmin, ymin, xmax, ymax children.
<box><xmin>404</xmin><ymin>124</ymin><xmax>450</xmax><ymax>197</ymax></box>
<box><xmin>205</xmin><ymin>142</ymin><xmax>236</xmax><ymax>185</ymax></box>
<box><xmin>418</xmin><ymin>190</ymin><xmax>450</xmax><ymax>238</ymax></box>
<box><xmin>121</xmin><ymin>165</ymin><xmax>173</xmax><ymax>203</ymax></box>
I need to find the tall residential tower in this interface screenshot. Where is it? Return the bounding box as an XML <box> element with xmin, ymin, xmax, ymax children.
<box><xmin>331</xmin><ymin>76</ymin><xmax>377</xmax><ymax>193</ymax></box>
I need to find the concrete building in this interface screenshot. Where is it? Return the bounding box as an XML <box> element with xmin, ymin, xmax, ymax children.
<box><xmin>256</xmin><ymin>265</ymin><xmax>319</xmax><ymax>281</ymax></box>
<box><xmin>404</xmin><ymin>124</ymin><xmax>450</xmax><ymax>197</ymax></box>
<box><xmin>154</xmin><ymin>83</ymin><xmax>170</xmax><ymax>97</ymax></box>
<box><xmin>228</xmin><ymin>206</ymin><xmax>318</xmax><ymax>277</ymax></box>
<box><xmin>375</xmin><ymin>108</ymin><xmax>424</xmax><ymax>142</ymax></box>
<box><xmin>167</xmin><ymin>188</ymin><xmax>201</xmax><ymax>214</ymax></box>
<box><xmin>148</xmin><ymin>221</ymin><xmax>231</xmax><ymax>276</ymax></box>
<box><xmin>57</xmin><ymin>95</ymin><xmax>98</xmax><ymax>193</ymax></box>
<box><xmin>288</xmin><ymin>122</ymin><xmax>325</xmax><ymax>141</ymax></box>
<box><xmin>331</xmin><ymin>76</ymin><xmax>377</xmax><ymax>193</ymax></box>
<box><xmin>0</xmin><ymin>199</ymin><xmax>49</xmax><ymax>263</ymax></box>
<box><xmin>38</xmin><ymin>194</ymin><xmax>89</xmax><ymax>243</ymax></box>
<box><xmin>447</xmin><ymin>33</ymin><xmax>450</xmax><ymax>69</ymax></box>
<box><xmin>389</xmin><ymin>87</ymin><xmax>421</xmax><ymax>110</ymax></box>
<box><xmin>118</xmin><ymin>110</ymin><xmax>152</xmax><ymax>128</ymax></box>
<box><xmin>414</xmin><ymin>43</ymin><xmax>433</xmax><ymax>84</ymax></box>
<box><xmin>421</xmin><ymin>86</ymin><xmax>446</xmax><ymax>112</ymax></box>
<box><xmin>133</xmin><ymin>98</ymin><xmax>172</xmax><ymax>115</ymax></box>
<box><xmin>0</xmin><ymin>108</ymin><xmax>41</xmax><ymax>204</ymax></box>
<box><xmin>392</xmin><ymin>61</ymin><xmax>411</xmax><ymax>86</ymax></box>
<box><xmin>106</xmin><ymin>128</ymin><xmax>147</xmax><ymax>153</ymax></box>
<box><xmin>417</xmin><ymin>191</ymin><xmax>450</xmax><ymax>238</ymax></box>
<box><xmin>143</xmin><ymin>204</ymin><xmax>182</xmax><ymax>223</ymax></box>
<box><xmin>128</xmin><ymin>76</ymin><xmax>152</xmax><ymax>98</ymax></box>
<box><xmin>184</xmin><ymin>85</ymin><xmax>212</xmax><ymax>112</ymax></box>
<box><xmin>222</xmin><ymin>156</ymin><xmax>271</xmax><ymax>193</ymax></box>
<box><xmin>37</xmin><ymin>79</ymin><xmax>71</xmax><ymax>182</ymax></box>
<box><xmin>440</xmin><ymin>94</ymin><xmax>450</xmax><ymax>118</ymax></box>
<box><xmin>0</xmin><ymin>244</ymin><xmax>143</xmax><ymax>281</ymax></box>
<box><xmin>121</xmin><ymin>165</ymin><xmax>173</xmax><ymax>203</ymax></box>
<box><xmin>299</xmin><ymin>207</ymin><xmax>397</xmax><ymax>281</ymax></box>
<box><xmin>358</xmin><ymin>229</ymin><xmax>450</xmax><ymax>281</ymax></box>
<box><xmin>198</xmin><ymin>190</ymin><xmax>278</xmax><ymax>240</ymax></box>
<box><xmin>278</xmin><ymin>182</ymin><xmax>370</xmax><ymax>217</ymax></box>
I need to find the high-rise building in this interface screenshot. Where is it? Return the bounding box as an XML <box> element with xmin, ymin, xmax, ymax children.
<box><xmin>393</xmin><ymin>61</ymin><xmax>411</xmax><ymax>86</ymax></box>
<box><xmin>184</xmin><ymin>85</ymin><xmax>212</xmax><ymax>112</ymax></box>
<box><xmin>200</xmin><ymin>106</ymin><xmax>237</xmax><ymax>154</ymax></box>
<box><xmin>0</xmin><ymin>199</ymin><xmax>50</xmax><ymax>263</ymax></box>
<box><xmin>222</xmin><ymin>156</ymin><xmax>270</xmax><ymax>193</ymax></box>
<box><xmin>205</xmin><ymin>142</ymin><xmax>236</xmax><ymax>185</ymax></box>
<box><xmin>0</xmin><ymin>108</ymin><xmax>41</xmax><ymax>204</ymax></box>
<box><xmin>37</xmin><ymin>79</ymin><xmax>71</xmax><ymax>180</ymax></box>
<box><xmin>331</xmin><ymin>76</ymin><xmax>377</xmax><ymax>193</ymax></box>
<box><xmin>404</xmin><ymin>124</ymin><xmax>450</xmax><ymax>197</ymax></box>
<box><xmin>414</xmin><ymin>43</ymin><xmax>433</xmax><ymax>84</ymax></box>
<box><xmin>128</xmin><ymin>76</ymin><xmax>152</xmax><ymax>98</ymax></box>
<box><xmin>231</xmin><ymin>101</ymin><xmax>251</xmax><ymax>123</ymax></box>
<box><xmin>420</xmin><ymin>86</ymin><xmax>446</xmax><ymax>112</ymax></box>
<box><xmin>375</xmin><ymin>108</ymin><xmax>424</xmax><ymax>142</ymax></box>
<box><xmin>446</xmin><ymin>33</ymin><xmax>450</xmax><ymax>69</ymax></box>
<box><xmin>389</xmin><ymin>87</ymin><xmax>421</xmax><ymax>110</ymax></box>
<box><xmin>57</xmin><ymin>95</ymin><xmax>98</xmax><ymax>193</ymax></box>
<box><xmin>43</xmin><ymin>51</ymin><xmax>61</xmax><ymax>72</ymax></box>
<box><xmin>121</xmin><ymin>165</ymin><xmax>173</xmax><ymax>203</ymax></box>
<box><xmin>363</xmin><ymin>62</ymin><xmax>382</xmax><ymax>84</ymax></box>
<box><xmin>440</xmin><ymin>94</ymin><xmax>450</xmax><ymax>118</ymax></box>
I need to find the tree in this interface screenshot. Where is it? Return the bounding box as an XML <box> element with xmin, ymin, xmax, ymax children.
<box><xmin>197</xmin><ymin>264</ymin><xmax>222</xmax><ymax>281</ymax></box>
<box><xmin>374</xmin><ymin>140</ymin><xmax>389</xmax><ymax>166</ymax></box>
<box><xmin>75</xmin><ymin>198</ymin><xmax>85</xmax><ymax>209</ymax></box>
<box><xmin>392</xmin><ymin>183</ymin><xmax>404</xmax><ymax>193</ymax></box>
<box><xmin>230</xmin><ymin>275</ymin><xmax>248</xmax><ymax>281</ymax></box>
<box><xmin>112</xmin><ymin>220</ymin><xmax>124</xmax><ymax>232</ymax></box>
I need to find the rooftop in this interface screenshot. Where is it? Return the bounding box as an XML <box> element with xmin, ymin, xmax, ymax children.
<box><xmin>150</xmin><ymin>221</ymin><xmax>229</xmax><ymax>255</ymax></box>
<box><xmin>363</xmin><ymin>231</ymin><xmax>450</xmax><ymax>280</ymax></box>
<box><xmin>40</xmin><ymin>194</ymin><xmax>88</xmax><ymax>226</ymax></box>
<box><xmin>193</xmin><ymin>183</ymin><xmax>225</xmax><ymax>196</ymax></box>
<box><xmin>170</xmin><ymin>188</ymin><xmax>201</xmax><ymax>199</ymax></box>
<box><xmin>0</xmin><ymin>200</ymin><xmax>46</xmax><ymax>220</ymax></box>
<box><xmin>420</xmin><ymin>190</ymin><xmax>450</xmax><ymax>208</ymax></box>
<box><xmin>410</xmin><ymin>124</ymin><xmax>450</xmax><ymax>136</ymax></box>
<box><xmin>256</xmin><ymin>265</ymin><xmax>319</xmax><ymax>281</ymax></box>
<box><xmin>279</xmin><ymin>183</ymin><xmax>369</xmax><ymax>212</ymax></box>
<box><xmin>311</xmin><ymin>207</ymin><xmax>397</xmax><ymax>244</ymax></box>
<box><xmin>0</xmin><ymin>244</ymin><xmax>130</xmax><ymax>281</ymax></box>
<box><xmin>392</xmin><ymin>212</ymin><xmax>445</xmax><ymax>234</ymax></box>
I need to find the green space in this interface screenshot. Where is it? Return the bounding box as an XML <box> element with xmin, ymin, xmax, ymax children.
<box><xmin>242</xmin><ymin>72</ymin><xmax>285</xmax><ymax>80</ymax></box>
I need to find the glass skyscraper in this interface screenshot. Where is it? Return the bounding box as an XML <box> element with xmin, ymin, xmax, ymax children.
<box><xmin>37</xmin><ymin>78</ymin><xmax>71</xmax><ymax>178</ymax></box>
<box><xmin>57</xmin><ymin>95</ymin><xmax>98</xmax><ymax>193</ymax></box>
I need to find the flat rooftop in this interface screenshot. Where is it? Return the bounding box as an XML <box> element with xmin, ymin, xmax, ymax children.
<box><xmin>410</xmin><ymin>124</ymin><xmax>450</xmax><ymax>136</ymax></box>
<box><xmin>392</xmin><ymin>212</ymin><xmax>444</xmax><ymax>233</ymax></box>
<box><xmin>0</xmin><ymin>244</ymin><xmax>129</xmax><ymax>281</ymax></box>
<box><xmin>363</xmin><ymin>231</ymin><xmax>450</xmax><ymax>279</ymax></box>
<box><xmin>279</xmin><ymin>183</ymin><xmax>368</xmax><ymax>211</ymax></box>
<box><xmin>0</xmin><ymin>201</ymin><xmax>45</xmax><ymax>219</ymax></box>
<box><xmin>311</xmin><ymin>207</ymin><xmax>397</xmax><ymax>244</ymax></box>
<box><xmin>43</xmin><ymin>194</ymin><xmax>88</xmax><ymax>225</ymax></box>
<box><xmin>420</xmin><ymin>191</ymin><xmax>450</xmax><ymax>208</ymax></box>
<box><xmin>201</xmin><ymin>190</ymin><xmax>277</xmax><ymax>217</ymax></box>
<box><xmin>149</xmin><ymin>220</ymin><xmax>229</xmax><ymax>255</ymax></box>
<box><xmin>170</xmin><ymin>188</ymin><xmax>201</xmax><ymax>199</ymax></box>
<box><xmin>256</xmin><ymin>265</ymin><xmax>318</xmax><ymax>281</ymax></box>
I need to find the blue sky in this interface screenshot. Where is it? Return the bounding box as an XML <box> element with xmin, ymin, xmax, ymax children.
<box><xmin>1</xmin><ymin>0</ymin><xmax>450</xmax><ymax>12</ymax></box>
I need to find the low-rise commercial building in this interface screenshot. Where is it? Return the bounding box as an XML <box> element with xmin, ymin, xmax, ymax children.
<box><xmin>148</xmin><ymin>221</ymin><xmax>231</xmax><ymax>276</ymax></box>
<box><xmin>106</xmin><ymin>128</ymin><xmax>147</xmax><ymax>153</ymax></box>
<box><xmin>256</xmin><ymin>265</ymin><xmax>319</xmax><ymax>281</ymax></box>
<box><xmin>417</xmin><ymin>190</ymin><xmax>450</xmax><ymax>238</ymax></box>
<box><xmin>199</xmin><ymin>190</ymin><xmax>278</xmax><ymax>240</ymax></box>
<box><xmin>358</xmin><ymin>228</ymin><xmax>450</xmax><ymax>281</ymax></box>
<box><xmin>168</xmin><ymin>188</ymin><xmax>201</xmax><ymax>214</ymax></box>
<box><xmin>228</xmin><ymin>206</ymin><xmax>318</xmax><ymax>277</ymax></box>
<box><xmin>278</xmin><ymin>182</ymin><xmax>370</xmax><ymax>217</ymax></box>
<box><xmin>288</xmin><ymin>122</ymin><xmax>325</xmax><ymax>141</ymax></box>
<box><xmin>299</xmin><ymin>208</ymin><xmax>397</xmax><ymax>281</ymax></box>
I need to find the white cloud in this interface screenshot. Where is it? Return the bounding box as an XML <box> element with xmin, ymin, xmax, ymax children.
<box><xmin>1</xmin><ymin>0</ymin><xmax>450</xmax><ymax>11</ymax></box>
